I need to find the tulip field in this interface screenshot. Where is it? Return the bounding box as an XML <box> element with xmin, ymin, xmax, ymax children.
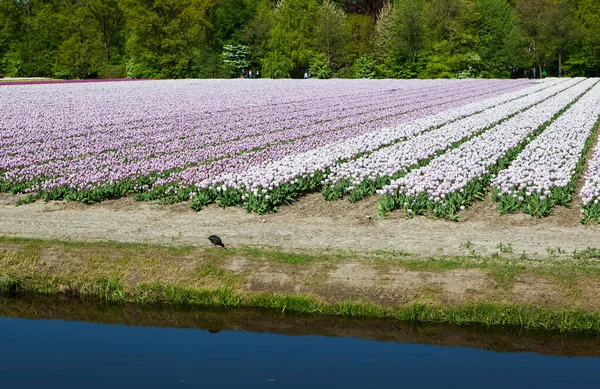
<box><xmin>1</xmin><ymin>78</ymin><xmax>600</xmax><ymax>223</ymax></box>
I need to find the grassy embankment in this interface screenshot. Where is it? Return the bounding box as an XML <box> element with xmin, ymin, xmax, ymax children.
<box><xmin>1</xmin><ymin>236</ymin><xmax>600</xmax><ymax>333</ymax></box>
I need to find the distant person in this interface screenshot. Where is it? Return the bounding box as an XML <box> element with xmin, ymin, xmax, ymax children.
<box><xmin>256</xmin><ymin>70</ymin><xmax>260</xmax><ymax>78</ymax></box>
<box><xmin>249</xmin><ymin>70</ymin><xmax>253</xmax><ymax>79</ymax></box>
<box><xmin>304</xmin><ymin>71</ymin><xmax>308</xmax><ymax>79</ymax></box>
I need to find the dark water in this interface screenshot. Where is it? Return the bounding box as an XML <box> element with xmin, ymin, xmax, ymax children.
<box><xmin>1</xmin><ymin>297</ymin><xmax>600</xmax><ymax>388</ymax></box>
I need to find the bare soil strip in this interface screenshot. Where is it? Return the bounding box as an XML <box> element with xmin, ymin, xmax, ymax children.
<box><xmin>1</xmin><ymin>193</ymin><xmax>598</xmax><ymax>258</ymax></box>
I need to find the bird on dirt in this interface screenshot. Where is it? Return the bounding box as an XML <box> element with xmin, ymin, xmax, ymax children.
<box><xmin>208</xmin><ymin>235</ymin><xmax>226</xmax><ymax>248</ymax></box>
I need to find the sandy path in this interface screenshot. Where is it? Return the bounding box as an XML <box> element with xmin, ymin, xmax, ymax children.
<box><xmin>1</xmin><ymin>192</ymin><xmax>598</xmax><ymax>257</ymax></box>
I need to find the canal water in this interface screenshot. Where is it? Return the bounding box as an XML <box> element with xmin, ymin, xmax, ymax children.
<box><xmin>1</xmin><ymin>296</ymin><xmax>599</xmax><ymax>388</ymax></box>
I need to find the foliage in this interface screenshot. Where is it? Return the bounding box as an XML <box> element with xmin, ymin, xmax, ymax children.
<box><xmin>353</xmin><ymin>55</ymin><xmax>375</xmax><ymax>78</ymax></box>
<box><xmin>262</xmin><ymin>0</ymin><xmax>320</xmax><ymax>78</ymax></box>
<box><xmin>309</xmin><ymin>52</ymin><xmax>332</xmax><ymax>78</ymax></box>
<box><xmin>344</xmin><ymin>14</ymin><xmax>375</xmax><ymax>65</ymax></box>
<box><xmin>0</xmin><ymin>0</ymin><xmax>600</xmax><ymax>79</ymax></box>
<box><xmin>121</xmin><ymin>0</ymin><xmax>213</xmax><ymax>79</ymax></box>
<box><xmin>373</xmin><ymin>1</ymin><xmax>398</xmax><ymax>76</ymax></box>
<box><xmin>316</xmin><ymin>0</ymin><xmax>346</xmax><ymax>70</ymax></box>
<box><xmin>221</xmin><ymin>44</ymin><xmax>250</xmax><ymax>77</ymax></box>
<box><xmin>474</xmin><ymin>0</ymin><xmax>525</xmax><ymax>78</ymax></box>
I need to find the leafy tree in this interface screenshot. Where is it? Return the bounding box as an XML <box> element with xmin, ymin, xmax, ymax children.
<box><xmin>0</xmin><ymin>0</ymin><xmax>62</xmax><ymax>77</ymax></box>
<box><xmin>422</xmin><ymin>0</ymin><xmax>478</xmax><ymax>78</ymax></box>
<box><xmin>389</xmin><ymin>0</ymin><xmax>426</xmax><ymax>78</ymax></box>
<box><xmin>210</xmin><ymin>0</ymin><xmax>257</xmax><ymax>50</ymax></box>
<box><xmin>344</xmin><ymin>13</ymin><xmax>375</xmax><ymax>65</ymax></box>
<box><xmin>543</xmin><ymin>0</ymin><xmax>579</xmax><ymax>76</ymax></box>
<box><xmin>353</xmin><ymin>55</ymin><xmax>376</xmax><ymax>78</ymax></box>
<box><xmin>221</xmin><ymin>43</ymin><xmax>250</xmax><ymax>76</ymax></box>
<box><xmin>474</xmin><ymin>0</ymin><xmax>525</xmax><ymax>77</ymax></box>
<box><xmin>394</xmin><ymin>0</ymin><xmax>425</xmax><ymax>63</ymax></box>
<box><xmin>517</xmin><ymin>0</ymin><xmax>579</xmax><ymax>77</ymax></box>
<box><xmin>81</xmin><ymin>0</ymin><xmax>124</xmax><ymax>64</ymax></box>
<box><xmin>373</xmin><ymin>1</ymin><xmax>398</xmax><ymax>76</ymax></box>
<box><xmin>121</xmin><ymin>0</ymin><xmax>213</xmax><ymax>78</ymax></box>
<box><xmin>316</xmin><ymin>0</ymin><xmax>347</xmax><ymax>69</ymax></box>
<box><xmin>1</xmin><ymin>0</ymin><xmax>600</xmax><ymax>79</ymax></box>
<box><xmin>570</xmin><ymin>0</ymin><xmax>600</xmax><ymax>75</ymax></box>
<box><xmin>242</xmin><ymin>0</ymin><xmax>274</xmax><ymax>70</ymax></box>
<box><xmin>262</xmin><ymin>0</ymin><xmax>319</xmax><ymax>78</ymax></box>
<box><xmin>309</xmin><ymin>51</ymin><xmax>332</xmax><ymax>78</ymax></box>
<box><xmin>515</xmin><ymin>0</ymin><xmax>548</xmax><ymax>77</ymax></box>
<box><xmin>52</xmin><ymin>1</ymin><xmax>112</xmax><ymax>79</ymax></box>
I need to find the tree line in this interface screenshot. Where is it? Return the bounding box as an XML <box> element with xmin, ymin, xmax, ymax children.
<box><xmin>0</xmin><ymin>0</ymin><xmax>598</xmax><ymax>79</ymax></box>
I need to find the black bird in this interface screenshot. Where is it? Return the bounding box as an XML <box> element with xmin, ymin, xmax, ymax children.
<box><xmin>208</xmin><ymin>235</ymin><xmax>225</xmax><ymax>248</ymax></box>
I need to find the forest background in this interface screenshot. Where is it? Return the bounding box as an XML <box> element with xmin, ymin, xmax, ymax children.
<box><xmin>0</xmin><ymin>0</ymin><xmax>598</xmax><ymax>80</ymax></box>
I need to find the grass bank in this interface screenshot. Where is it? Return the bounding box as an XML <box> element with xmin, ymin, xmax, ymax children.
<box><xmin>1</xmin><ymin>236</ymin><xmax>600</xmax><ymax>333</ymax></box>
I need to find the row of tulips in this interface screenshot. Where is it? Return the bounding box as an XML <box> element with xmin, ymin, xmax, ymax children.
<box><xmin>1</xmin><ymin>79</ymin><xmax>527</xmax><ymax>204</ymax></box>
<box><xmin>3</xmin><ymin>79</ymin><xmax>471</xmax><ymax>160</ymax></box>
<box><xmin>580</xmin><ymin>119</ymin><xmax>600</xmax><ymax>224</ymax></box>
<box><xmin>321</xmin><ymin>78</ymin><xmax>579</xmax><ymax>203</ymax></box>
<box><xmin>119</xmin><ymin>80</ymin><xmax>525</xmax><ymax>203</ymax></box>
<box><xmin>491</xmin><ymin>81</ymin><xmax>600</xmax><ymax>217</ymax></box>
<box><xmin>173</xmin><ymin>80</ymin><xmax>565</xmax><ymax>213</ymax></box>
<box><xmin>376</xmin><ymin>78</ymin><xmax>597</xmax><ymax>220</ymax></box>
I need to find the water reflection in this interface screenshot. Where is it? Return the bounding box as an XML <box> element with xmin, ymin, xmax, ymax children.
<box><xmin>0</xmin><ymin>295</ymin><xmax>599</xmax><ymax>388</ymax></box>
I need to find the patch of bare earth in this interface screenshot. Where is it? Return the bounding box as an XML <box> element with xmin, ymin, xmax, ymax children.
<box><xmin>326</xmin><ymin>262</ymin><xmax>488</xmax><ymax>306</ymax></box>
<box><xmin>1</xmin><ymin>188</ymin><xmax>599</xmax><ymax>258</ymax></box>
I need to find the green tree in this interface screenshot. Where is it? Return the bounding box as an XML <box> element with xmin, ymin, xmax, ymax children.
<box><xmin>52</xmin><ymin>0</ymin><xmax>123</xmax><ymax>79</ymax></box>
<box><xmin>353</xmin><ymin>55</ymin><xmax>376</xmax><ymax>78</ymax></box>
<box><xmin>82</xmin><ymin>0</ymin><xmax>124</xmax><ymax>64</ymax></box>
<box><xmin>422</xmin><ymin>0</ymin><xmax>477</xmax><ymax>78</ymax></box>
<box><xmin>389</xmin><ymin>0</ymin><xmax>426</xmax><ymax>78</ymax></box>
<box><xmin>121</xmin><ymin>0</ymin><xmax>213</xmax><ymax>78</ymax></box>
<box><xmin>571</xmin><ymin>0</ymin><xmax>600</xmax><ymax>75</ymax></box>
<box><xmin>474</xmin><ymin>0</ymin><xmax>525</xmax><ymax>77</ymax></box>
<box><xmin>517</xmin><ymin>0</ymin><xmax>580</xmax><ymax>77</ymax></box>
<box><xmin>53</xmin><ymin>4</ymin><xmax>103</xmax><ymax>79</ymax></box>
<box><xmin>394</xmin><ymin>0</ymin><xmax>425</xmax><ymax>63</ymax></box>
<box><xmin>373</xmin><ymin>1</ymin><xmax>398</xmax><ymax>76</ymax></box>
<box><xmin>242</xmin><ymin>0</ymin><xmax>274</xmax><ymax>70</ymax></box>
<box><xmin>316</xmin><ymin>0</ymin><xmax>347</xmax><ymax>70</ymax></box>
<box><xmin>309</xmin><ymin>51</ymin><xmax>332</xmax><ymax>78</ymax></box>
<box><xmin>543</xmin><ymin>0</ymin><xmax>579</xmax><ymax>76</ymax></box>
<box><xmin>0</xmin><ymin>0</ymin><xmax>62</xmax><ymax>77</ymax></box>
<box><xmin>516</xmin><ymin>0</ymin><xmax>548</xmax><ymax>77</ymax></box>
<box><xmin>262</xmin><ymin>0</ymin><xmax>319</xmax><ymax>78</ymax></box>
<box><xmin>210</xmin><ymin>0</ymin><xmax>257</xmax><ymax>50</ymax></box>
<box><xmin>344</xmin><ymin>13</ymin><xmax>375</xmax><ymax>65</ymax></box>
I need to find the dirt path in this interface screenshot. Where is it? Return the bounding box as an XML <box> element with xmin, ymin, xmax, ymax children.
<box><xmin>1</xmin><ymin>192</ymin><xmax>598</xmax><ymax>257</ymax></box>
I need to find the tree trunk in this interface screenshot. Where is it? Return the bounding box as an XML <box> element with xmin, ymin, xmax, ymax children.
<box><xmin>558</xmin><ymin>51</ymin><xmax>562</xmax><ymax>77</ymax></box>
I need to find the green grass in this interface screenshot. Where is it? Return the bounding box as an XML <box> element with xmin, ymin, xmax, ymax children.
<box><xmin>2</xmin><ymin>271</ymin><xmax>599</xmax><ymax>333</ymax></box>
<box><xmin>2</xmin><ymin>236</ymin><xmax>600</xmax><ymax>334</ymax></box>
<box><xmin>238</xmin><ymin>246</ymin><xmax>346</xmax><ymax>265</ymax></box>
